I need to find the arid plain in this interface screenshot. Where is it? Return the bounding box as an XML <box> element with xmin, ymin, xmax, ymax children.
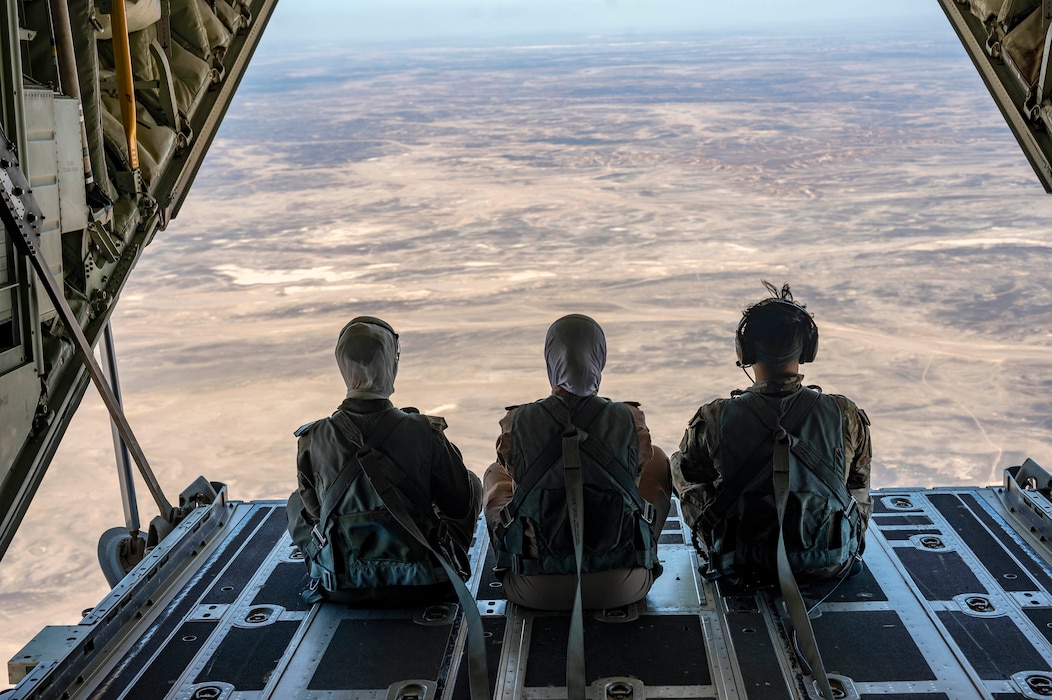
<box><xmin>3</xmin><ymin>30</ymin><xmax>1052</xmax><ymax>674</ymax></box>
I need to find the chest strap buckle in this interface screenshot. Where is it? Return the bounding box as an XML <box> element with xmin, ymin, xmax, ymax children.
<box><xmin>641</xmin><ymin>500</ymin><xmax>656</xmax><ymax>524</ymax></box>
<box><xmin>311</xmin><ymin>524</ymin><xmax>328</xmax><ymax>548</ymax></box>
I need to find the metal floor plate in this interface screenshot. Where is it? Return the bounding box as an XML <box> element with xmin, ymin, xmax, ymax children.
<box><xmin>8</xmin><ymin>484</ymin><xmax>1052</xmax><ymax>699</ymax></box>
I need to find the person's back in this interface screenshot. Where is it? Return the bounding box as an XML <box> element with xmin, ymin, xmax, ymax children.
<box><xmin>484</xmin><ymin>314</ymin><xmax>671</xmax><ymax>610</ymax></box>
<box><xmin>672</xmin><ymin>284</ymin><xmax>872</xmax><ymax>584</ymax></box>
<box><xmin>287</xmin><ymin>316</ymin><xmax>481</xmax><ymax>605</ymax></box>
<box><xmin>499</xmin><ymin>393</ymin><xmax>653</xmax><ymax>577</ymax></box>
<box><xmin>699</xmin><ymin>381</ymin><xmax>865</xmax><ymax>581</ymax></box>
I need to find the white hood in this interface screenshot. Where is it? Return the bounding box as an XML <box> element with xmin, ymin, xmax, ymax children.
<box><xmin>335</xmin><ymin>316</ymin><xmax>399</xmax><ymax>400</ymax></box>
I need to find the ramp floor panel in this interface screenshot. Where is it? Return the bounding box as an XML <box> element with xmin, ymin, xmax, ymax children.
<box><xmin>122</xmin><ymin>621</ymin><xmax>217</xmax><ymax>700</ymax></box>
<box><xmin>450</xmin><ymin>617</ymin><xmax>508</xmax><ymax>700</ymax></box>
<box><xmin>308</xmin><ymin>619</ymin><xmax>454</xmax><ymax>690</ymax></box>
<box><xmin>894</xmin><ymin>548</ymin><xmax>989</xmax><ymax>600</ymax></box>
<box><xmin>812</xmin><ymin>610</ymin><xmax>934</xmax><ymax>682</ymax></box>
<box><xmin>12</xmin><ymin>486</ymin><xmax>1052</xmax><ymax>699</ymax></box>
<box><xmin>522</xmin><ymin>614</ymin><xmax>710</xmax><ymax>687</ymax></box>
<box><xmin>936</xmin><ymin>612</ymin><xmax>1052</xmax><ymax>678</ymax></box>
<box><xmin>196</xmin><ymin>621</ymin><xmax>300</xmax><ymax>690</ymax></box>
<box><xmin>724</xmin><ymin>610</ymin><xmax>793</xmax><ymax>700</ymax></box>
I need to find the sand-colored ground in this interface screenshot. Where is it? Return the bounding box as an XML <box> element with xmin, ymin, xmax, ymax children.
<box><xmin>3</xmin><ymin>31</ymin><xmax>1052</xmax><ymax>680</ymax></box>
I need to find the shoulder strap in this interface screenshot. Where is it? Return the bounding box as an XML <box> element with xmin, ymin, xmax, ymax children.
<box><xmin>314</xmin><ymin>410</ymin><xmax>403</xmax><ymax>542</ymax></box>
<box><xmin>499</xmin><ymin>394</ymin><xmax>624</xmax><ymax>530</ymax></box>
<box><xmin>495</xmin><ymin>399</ymin><xmax>567</xmax><ymax>534</ymax></box>
<box><xmin>737</xmin><ymin>387</ymin><xmax>820</xmax><ymax>436</ymax></box>
<box><xmin>560</xmin><ymin>410</ymin><xmax>588</xmax><ymax>700</ymax></box>
<box><xmin>333</xmin><ymin>414</ymin><xmax>491</xmax><ymax>700</ymax></box>
<box><xmin>511</xmin><ymin>396</ymin><xmax>571</xmax><ymax>495</ymax></box>
<box><xmin>571</xmin><ymin>393</ymin><xmax>607</xmax><ymax>431</ymax></box>
<box><xmin>784</xmin><ymin>387</ymin><xmax>821</xmax><ymax>432</ymax></box>
<box><xmin>771</xmin><ymin>425</ymin><xmax>836</xmax><ymax>700</ymax></box>
<box><xmin>724</xmin><ymin>390</ymin><xmax>836</xmax><ymax>700</ymax></box>
<box><xmin>537</xmin><ymin>393</ymin><xmax>606</xmax><ymax>430</ymax></box>
<box><xmin>541</xmin><ymin>396</ymin><xmax>644</xmax><ymax>506</ymax></box>
<box><xmin>739</xmin><ymin>390</ymin><xmax>851</xmax><ymax>510</ymax></box>
<box><xmin>699</xmin><ymin>392</ymin><xmax>790</xmax><ymax>530</ymax></box>
<box><xmin>310</xmin><ymin>418</ymin><xmax>366</xmax><ymax>556</ymax></box>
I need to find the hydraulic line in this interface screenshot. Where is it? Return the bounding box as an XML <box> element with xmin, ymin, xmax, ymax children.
<box><xmin>109</xmin><ymin>0</ymin><xmax>139</xmax><ymax>170</ymax></box>
<box><xmin>47</xmin><ymin>0</ymin><xmax>98</xmax><ymax>191</ymax></box>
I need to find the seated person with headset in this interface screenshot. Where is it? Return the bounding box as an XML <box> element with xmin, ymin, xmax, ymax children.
<box><xmin>672</xmin><ymin>282</ymin><xmax>872</xmax><ymax>585</ymax></box>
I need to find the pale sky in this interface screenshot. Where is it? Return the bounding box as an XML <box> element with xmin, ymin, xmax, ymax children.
<box><xmin>266</xmin><ymin>1</ymin><xmax>946</xmax><ymax>46</ymax></box>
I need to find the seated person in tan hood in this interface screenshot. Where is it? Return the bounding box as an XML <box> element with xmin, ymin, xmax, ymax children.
<box><xmin>287</xmin><ymin>316</ymin><xmax>482</xmax><ymax>605</ymax></box>
<box><xmin>483</xmin><ymin>314</ymin><xmax>672</xmax><ymax>610</ymax></box>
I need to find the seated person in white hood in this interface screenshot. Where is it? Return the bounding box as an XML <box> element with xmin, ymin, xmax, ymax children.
<box><xmin>287</xmin><ymin>316</ymin><xmax>482</xmax><ymax>605</ymax></box>
<box><xmin>483</xmin><ymin>314</ymin><xmax>672</xmax><ymax>610</ymax></box>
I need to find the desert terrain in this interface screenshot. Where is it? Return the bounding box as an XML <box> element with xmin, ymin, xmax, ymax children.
<box><xmin>2</xmin><ymin>29</ymin><xmax>1051</xmax><ymax>676</ymax></box>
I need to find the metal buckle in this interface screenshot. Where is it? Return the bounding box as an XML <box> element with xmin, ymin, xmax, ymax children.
<box><xmin>311</xmin><ymin>524</ymin><xmax>327</xmax><ymax>548</ymax></box>
<box><xmin>640</xmin><ymin>500</ymin><xmax>655</xmax><ymax>524</ymax></box>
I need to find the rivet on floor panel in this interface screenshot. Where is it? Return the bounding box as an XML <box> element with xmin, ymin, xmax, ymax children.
<box><xmin>605</xmin><ymin>681</ymin><xmax>633</xmax><ymax>699</ymax></box>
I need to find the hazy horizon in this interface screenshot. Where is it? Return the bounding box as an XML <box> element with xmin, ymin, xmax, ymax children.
<box><xmin>4</xmin><ymin>21</ymin><xmax>1052</xmax><ymax>686</ymax></box>
<box><xmin>262</xmin><ymin>1</ymin><xmax>942</xmax><ymax>48</ymax></box>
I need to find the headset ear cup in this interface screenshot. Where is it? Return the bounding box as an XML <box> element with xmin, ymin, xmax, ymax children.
<box><xmin>799</xmin><ymin>321</ymin><xmax>818</xmax><ymax>364</ymax></box>
<box><xmin>735</xmin><ymin>316</ymin><xmax>753</xmax><ymax>366</ymax></box>
<box><xmin>740</xmin><ymin>337</ymin><xmax>755</xmax><ymax>366</ymax></box>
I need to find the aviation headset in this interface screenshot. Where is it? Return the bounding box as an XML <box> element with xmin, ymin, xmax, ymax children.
<box><xmin>734</xmin><ymin>297</ymin><xmax>819</xmax><ymax>367</ymax></box>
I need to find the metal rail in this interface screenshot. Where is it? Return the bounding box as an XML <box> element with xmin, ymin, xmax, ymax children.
<box><xmin>100</xmin><ymin>321</ymin><xmax>141</xmax><ymax>534</ymax></box>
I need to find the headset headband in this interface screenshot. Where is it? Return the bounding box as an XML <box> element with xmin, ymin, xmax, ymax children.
<box><xmin>735</xmin><ymin>297</ymin><xmax>819</xmax><ymax>367</ymax></box>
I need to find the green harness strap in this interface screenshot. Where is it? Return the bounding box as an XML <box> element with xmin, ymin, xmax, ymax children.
<box><xmin>738</xmin><ymin>390</ymin><xmax>836</xmax><ymax>700</ymax></box>
<box><xmin>562</xmin><ymin>423</ymin><xmax>587</xmax><ymax>700</ymax></box>
<box><xmin>542</xmin><ymin>395</ymin><xmax>607</xmax><ymax>700</ymax></box>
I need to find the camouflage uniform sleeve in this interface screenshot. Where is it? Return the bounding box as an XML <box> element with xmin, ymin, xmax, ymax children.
<box><xmin>671</xmin><ymin>400</ymin><xmax>724</xmax><ymax>535</ymax></box>
<box><xmin>484</xmin><ymin>407</ymin><xmax>519</xmax><ymax>537</ymax></box>
<box><xmin>425</xmin><ymin>414</ymin><xmax>475</xmax><ymax>521</ymax></box>
<box><xmin>295</xmin><ymin>430</ymin><xmax>321</xmax><ymax>522</ymax></box>
<box><xmin>494</xmin><ymin>406</ymin><xmax>518</xmax><ymax>474</ymax></box>
<box><xmin>624</xmin><ymin>402</ymin><xmax>655</xmax><ymax>475</ymax></box>
<box><xmin>832</xmin><ymin>395</ymin><xmax>873</xmax><ymax>532</ymax></box>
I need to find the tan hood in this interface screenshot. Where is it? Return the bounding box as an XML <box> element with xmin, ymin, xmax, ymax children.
<box><xmin>335</xmin><ymin>316</ymin><xmax>399</xmax><ymax>400</ymax></box>
<box><xmin>544</xmin><ymin>314</ymin><xmax>606</xmax><ymax>397</ymax></box>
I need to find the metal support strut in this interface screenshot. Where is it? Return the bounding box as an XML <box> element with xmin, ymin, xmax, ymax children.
<box><xmin>100</xmin><ymin>322</ymin><xmax>141</xmax><ymax>534</ymax></box>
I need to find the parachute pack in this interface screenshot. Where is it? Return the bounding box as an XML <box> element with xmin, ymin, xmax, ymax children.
<box><xmin>493</xmin><ymin>394</ymin><xmax>657</xmax><ymax>577</ymax></box>
<box><xmin>701</xmin><ymin>387</ymin><xmax>863</xmax><ymax>583</ymax></box>
<box><xmin>287</xmin><ymin>408</ymin><xmax>489</xmax><ymax>699</ymax></box>
<box><xmin>287</xmin><ymin>410</ymin><xmax>464</xmax><ymax>602</ymax></box>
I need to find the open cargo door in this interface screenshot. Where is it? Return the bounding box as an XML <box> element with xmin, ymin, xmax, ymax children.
<box><xmin>0</xmin><ymin>0</ymin><xmax>278</xmax><ymax>563</ymax></box>
<box><xmin>939</xmin><ymin>0</ymin><xmax>1052</xmax><ymax>191</ymax></box>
